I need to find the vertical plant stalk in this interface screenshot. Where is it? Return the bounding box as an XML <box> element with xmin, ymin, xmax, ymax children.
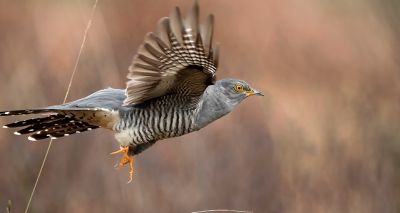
<box><xmin>24</xmin><ymin>0</ymin><xmax>99</xmax><ymax>212</ymax></box>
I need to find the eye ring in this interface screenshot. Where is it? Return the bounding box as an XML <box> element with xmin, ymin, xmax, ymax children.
<box><xmin>233</xmin><ymin>84</ymin><xmax>244</xmax><ymax>93</ymax></box>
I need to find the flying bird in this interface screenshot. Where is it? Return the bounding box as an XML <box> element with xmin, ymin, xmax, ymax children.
<box><xmin>0</xmin><ymin>1</ymin><xmax>263</xmax><ymax>182</ymax></box>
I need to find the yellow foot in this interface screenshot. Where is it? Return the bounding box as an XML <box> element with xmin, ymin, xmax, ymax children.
<box><xmin>110</xmin><ymin>146</ymin><xmax>134</xmax><ymax>183</ymax></box>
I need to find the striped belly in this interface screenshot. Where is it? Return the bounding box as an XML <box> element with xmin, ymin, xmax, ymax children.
<box><xmin>114</xmin><ymin>107</ymin><xmax>196</xmax><ymax>147</ymax></box>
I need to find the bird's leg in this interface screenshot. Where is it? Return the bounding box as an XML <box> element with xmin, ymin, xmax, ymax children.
<box><xmin>110</xmin><ymin>146</ymin><xmax>134</xmax><ymax>183</ymax></box>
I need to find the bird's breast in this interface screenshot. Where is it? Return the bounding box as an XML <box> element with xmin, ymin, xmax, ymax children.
<box><xmin>114</xmin><ymin>129</ymin><xmax>133</xmax><ymax>147</ymax></box>
<box><xmin>114</xmin><ymin>107</ymin><xmax>197</xmax><ymax>147</ymax></box>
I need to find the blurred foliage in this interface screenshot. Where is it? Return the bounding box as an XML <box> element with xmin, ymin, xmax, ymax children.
<box><xmin>0</xmin><ymin>0</ymin><xmax>399</xmax><ymax>212</ymax></box>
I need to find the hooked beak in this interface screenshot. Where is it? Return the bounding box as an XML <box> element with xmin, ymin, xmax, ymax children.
<box><xmin>245</xmin><ymin>89</ymin><xmax>264</xmax><ymax>97</ymax></box>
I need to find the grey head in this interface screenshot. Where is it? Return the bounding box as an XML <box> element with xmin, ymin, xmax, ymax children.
<box><xmin>215</xmin><ymin>78</ymin><xmax>263</xmax><ymax>106</ymax></box>
<box><xmin>194</xmin><ymin>78</ymin><xmax>263</xmax><ymax>129</ymax></box>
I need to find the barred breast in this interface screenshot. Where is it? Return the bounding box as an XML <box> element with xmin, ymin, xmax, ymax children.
<box><xmin>113</xmin><ymin>104</ymin><xmax>197</xmax><ymax>148</ymax></box>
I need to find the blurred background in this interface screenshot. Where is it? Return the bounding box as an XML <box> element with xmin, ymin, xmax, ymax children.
<box><xmin>0</xmin><ymin>0</ymin><xmax>399</xmax><ymax>212</ymax></box>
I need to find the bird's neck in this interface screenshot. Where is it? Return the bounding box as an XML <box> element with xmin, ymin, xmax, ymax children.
<box><xmin>193</xmin><ymin>85</ymin><xmax>234</xmax><ymax>130</ymax></box>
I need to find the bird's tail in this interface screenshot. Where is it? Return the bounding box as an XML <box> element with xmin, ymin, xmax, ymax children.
<box><xmin>1</xmin><ymin>108</ymin><xmax>99</xmax><ymax>141</ymax></box>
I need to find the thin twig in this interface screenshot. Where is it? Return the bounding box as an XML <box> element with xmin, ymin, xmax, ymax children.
<box><xmin>191</xmin><ymin>210</ymin><xmax>253</xmax><ymax>213</ymax></box>
<box><xmin>23</xmin><ymin>0</ymin><xmax>99</xmax><ymax>212</ymax></box>
<box><xmin>63</xmin><ymin>0</ymin><xmax>98</xmax><ymax>104</ymax></box>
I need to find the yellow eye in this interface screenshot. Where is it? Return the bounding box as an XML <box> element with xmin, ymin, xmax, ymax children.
<box><xmin>234</xmin><ymin>84</ymin><xmax>244</xmax><ymax>93</ymax></box>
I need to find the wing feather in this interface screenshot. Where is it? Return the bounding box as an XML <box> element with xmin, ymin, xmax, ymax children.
<box><xmin>169</xmin><ymin>7</ymin><xmax>185</xmax><ymax>45</ymax></box>
<box><xmin>201</xmin><ymin>14</ymin><xmax>214</xmax><ymax>57</ymax></box>
<box><xmin>124</xmin><ymin>1</ymin><xmax>218</xmax><ymax>106</ymax></box>
<box><xmin>156</xmin><ymin>18</ymin><xmax>171</xmax><ymax>48</ymax></box>
<box><xmin>186</xmin><ymin>0</ymin><xmax>199</xmax><ymax>43</ymax></box>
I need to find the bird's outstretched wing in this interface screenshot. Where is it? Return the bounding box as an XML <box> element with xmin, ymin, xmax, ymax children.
<box><xmin>124</xmin><ymin>1</ymin><xmax>219</xmax><ymax>106</ymax></box>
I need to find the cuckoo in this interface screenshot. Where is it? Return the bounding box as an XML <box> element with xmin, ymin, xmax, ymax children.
<box><xmin>0</xmin><ymin>1</ymin><xmax>263</xmax><ymax>182</ymax></box>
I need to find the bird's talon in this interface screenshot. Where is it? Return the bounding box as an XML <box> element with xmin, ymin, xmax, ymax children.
<box><xmin>127</xmin><ymin>176</ymin><xmax>133</xmax><ymax>184</ymax></box>
<box><xmin>110</xmin><ymin>146</ymin><xmax>129</xmax><ymax>155</ymax></box>
<box><xmin>111</xmin><ymin>146</ymin><xmax>134</xmax><ymax>183</ymax></box>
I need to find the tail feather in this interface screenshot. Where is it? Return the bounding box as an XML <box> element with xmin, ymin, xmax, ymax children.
<box><xmin>0</xmin><ymin>108</ymin><xmax>107</xmax><ymax>141</ymax></box>
<box><xmin>1</xmin><ymin>88</ymin><xmax>123</xmax><ymax>141</ymax></box>
<box><xmin>28</xmin><ymin>122</ymin><xmax>98</xmax><ymax>141</ymax></box>
<box><xmin>15</xmin><ymin>117</ymin><xmax>73</xmax><ymax>135</ymax></box>
<box><xmin>0</xmin><ymin>109</ymin><xmax>54</xmax><ymax>117</ymax></box>
<box><xmin>3</xmin><ymin>114</ymin><xmax>65</xmax><ymax>128</ymax></box>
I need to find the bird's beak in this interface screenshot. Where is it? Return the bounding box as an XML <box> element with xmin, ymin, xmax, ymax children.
<box><xmin>245</xmin><ymin>89</ymin><xmax>264</xmax><ymax>97</ymax></box>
